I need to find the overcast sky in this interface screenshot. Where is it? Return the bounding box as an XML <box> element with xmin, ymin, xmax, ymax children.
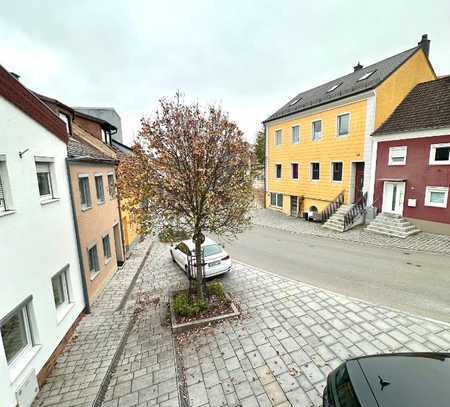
<box><xmin>1</xmin><ymin>1</ymin><xmax>449</xmax><ymax>145</ymax></box>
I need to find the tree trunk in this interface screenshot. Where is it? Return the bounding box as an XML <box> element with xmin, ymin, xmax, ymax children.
<box><xmin>194</xmin><ymin>231</ymin><xmax>204</xmax><ymax>299</ymax></box>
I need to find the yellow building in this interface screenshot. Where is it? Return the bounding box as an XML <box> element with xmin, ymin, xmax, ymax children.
<box><xmin>263</xmin><ymin>35</ymin><xmax>435</xmax><ymax>222</ymax></box>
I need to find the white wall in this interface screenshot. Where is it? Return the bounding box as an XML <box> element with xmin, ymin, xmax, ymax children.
<box><xmin>0</xmin><ymin>96</ymin><xmax>85</xmax><ymax>406</ymax></box>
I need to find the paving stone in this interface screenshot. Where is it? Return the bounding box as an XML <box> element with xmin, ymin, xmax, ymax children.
<box><xmin>188</xmin><ymin>382</ymin><xmax>208</xmax><ymax>407</ymax></box>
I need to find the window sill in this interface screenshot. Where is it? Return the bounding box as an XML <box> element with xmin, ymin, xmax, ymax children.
<box><xmin>291</xmin><ymin>178</ymin><xmax>299</xmax><ymax>182</ymax></box>
<box><xmin>90</xmin><ymin>270</ymin><xmax>101</xmax><ymax>281</ymax></box>
<box><xmin>0</xmin><ymin>210</ymin><xmax>16</xmax><ymax>218</ymax></box>
<box><xmin>81</xmin><ymin>206</ymin><xmax>92</xmax><ymax>212</ymax></box>
<box><xmin>56</xmin><ymin>302</ymin><xmax>75</xmax><ymax>325</ymax></box>
<box><xmin>40</xmin><ymin>197</ymin><xmax>60</xmax><ymax>206</ymax></box>
<box><xmin>104</xmin><ymin>256</ymin><xmax>112</xmax><ymax>265</ymax></box>
<box><xmin>429</xmin><ymin>162</ymin><xmax>450</xmax><ymax>166</ymax></box>
<box><xmin>388</xmin><ymin>163</ymin><xmax>406</xmax><ymax>166</ymax></box>
<box><xmin>336</xmin><ymin>134</ymin><xmax>349</xmax><ymax>138</ymax></box>
<box><xmin>424</xmin><ymin>203</ymin><xmax>447</xmax><ymax>209</ymax></box>
<box><xmin>8</xmin><ymin>345</ymin><xmax>41</xmax><ymax>384</ymax></box>
<box><xmin>97</xmin><ymin>200</ymin><xmax>105</xmax><ymax>206</ymax></box>
<box><xmin>331</xmin><ymin>180</ymin><xmax>343</xmax><ymax>184</ymax></box>
<box><xmin>310</xmin><ymin>179</ymin><xmax>320</xmax><ymax>182</ymax></box>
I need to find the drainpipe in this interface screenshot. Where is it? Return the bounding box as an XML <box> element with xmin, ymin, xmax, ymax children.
<box><xmin>66</xmin><ymin>159</ymin><xmax>91</xmax><ymax>314</ymax></box>
<box><xmin>114</xmin><ymin>165</ymin><xmax>127</xmax><ymax>263</ymax></box>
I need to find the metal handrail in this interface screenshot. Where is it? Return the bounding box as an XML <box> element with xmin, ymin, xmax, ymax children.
<box><xmin>320</xmin><ymin>190</ymin><xmax>345</xmax><ymax>222</ymax></box>
<box><xmin>343</xmin><ymin>192</ymin><xmax>368</xmax><ymax>230</ymax></box>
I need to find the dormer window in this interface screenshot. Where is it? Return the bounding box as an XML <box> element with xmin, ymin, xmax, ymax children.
<box><xmin>289</xmin><ymin>98</ymin><xmax>301</xmax><ymax>106</ymax></box>
<box><xmin>357</xmin><ymin>70</ymin><xmax>376</xmax><ymax>81</ymax></box>
<box><xmin>327</xmin><ymin>83</ymin><xmax>342</xmax><ymax>93</ymax></box>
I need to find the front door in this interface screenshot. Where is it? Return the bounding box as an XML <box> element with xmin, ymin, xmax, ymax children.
<box><xmin>382</xmin><ymin>182</ymin><xmax>405</xmax><ymax>215</ymax></box>
<box><xmin>354</xmin><ymin>162</ymin><xmax>365</xmax><ymax>202</ymax></box>
<box><xmin>290</xmin><ymin>196</ymin><xmax>298</xmax><ymax>217</ymax></box>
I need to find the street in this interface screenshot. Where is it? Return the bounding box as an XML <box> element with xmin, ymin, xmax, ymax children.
<box><xmin>216</xmin><ymin>225</ymin><xmax>450</xmax><ymax>323</ymax></box>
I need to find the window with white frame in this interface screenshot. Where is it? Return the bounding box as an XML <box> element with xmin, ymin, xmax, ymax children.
<box><xmin>270</xmin><ymin>192</ymin><xmax>283</xmax><ymax>208</ymax></box>
<box><xmin>312</xmin><ymin>120</ymin><xmax>322</xmax><ymax>141</ymax></box>
<box><xmin>79</xmin><ymin>175</ymin><xmax>92</xmax><ymax>210</ymax></box>
<box><xmin>291</xmin><ymin>163</ymin><xmax>299</xmax><ymax>180</ymax></box>
<box><xmin>424</xmin><ymin>186</ymin><xmax>448</xmax><ymax>208</ymax></box>
<box><xmin>291</xmin><ymin>125</ymin><xmax>300</xmax><ymax>144</ymax></box>
<box><xmin>310</xmin><ymin>162</ymin><xmax>320</xmax><ymax>180</ymax></box>
<box><xmin>0</xmin><ymin>300</ymin><xmax>35</xmax><ymax>365</ymax></box>
<box><xmin>275</xmin><ymin>129</ymin><xmax>282</xmax><ymax>145</ymax></box>
<box><xmin>0</xmin><ymin>157</ymin><xmax>12</xmax><ymax>212</ymax></box>
<box><xmin>107</xmin><ymin>173</ymin><xmax>116</xmax><ymax>199</ymax></box>
<box><xmin>95</xmin><ymin>174</ymin><xmax>105</xmax><ymax>203</ymax></box>
<box><xmin>388</xmin><ymin>146</ymin><xmax>407</xmax><ymax>166</ymax></box>
<box><xmin>331</xmin><ymin>162</ymin><xmax>343</xmax><ymax>182</ymax></box>
<box><xmin>35</xmin><ymin>161</ymin><xmax>55</xmax><ymax>201</ymax></box>
<box><xmin>429</xmin><ymin>143</ymin><xmax>450</xmax><ymax>165</ymax></box>
<box><xmin>102</xmin><ymin>234</ymin><xmax>112</xmax><ymax>261</ymax></box>
<box><xmin>275</xmin><ymin>164</ymin><xmax>282</xmax><ymax>179</ymax></box>
<box><xmin>51</xmin><ymin>266</ymin><xmax>70</xmax><ymax>309</ymax></box>
<box><xmin>88</xmin><ymin>244</ymin><xmax>100</xmax><ymax>275</ymax></box>
<box><xmin>337</xmin><ymin>114</ymin><xmax>349</xmax><ymax>136</ymax></box>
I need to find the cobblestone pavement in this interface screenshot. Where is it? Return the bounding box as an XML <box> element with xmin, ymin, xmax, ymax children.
<box><xmin>35</xmin><ymin>241</ymin><xmax>450</xmax><ymax>407</ymax></box>
<box><xmin>252</xmin><ymin>208</ymin><xmax>450</xmax><ymax>255</ymax></box>
<box><xmin>32</xmin><ymin>238</ymin><xmax>155</xmax><ymax>407</ymax></box>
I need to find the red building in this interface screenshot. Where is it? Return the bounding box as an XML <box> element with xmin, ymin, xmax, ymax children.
<box><xmin>370</xmin><ymin>77</ymin><xmax>450</xmax><ymax>235</ymax></box>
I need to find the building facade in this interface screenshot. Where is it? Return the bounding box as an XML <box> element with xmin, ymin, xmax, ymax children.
<box><xmin>371</xmin><ymin>77</ymin><xmax>450</xmax><ymax>235</ymax></box>
<box><xmin>263</xmin><ymin>35</ymin><xmax>435</xmax><ymax>220</ymax></box>
<box><xmin>0</xmin><ymin>67</ymin><xmax>85</xmax><ymax>407</ymax></box>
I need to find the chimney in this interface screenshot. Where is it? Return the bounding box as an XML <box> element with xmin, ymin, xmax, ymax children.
<box><xmin>9</xmin><ymin>72</ymin><xmax>20</xmax><ymax>80</ymax></box>
<box><xmin>418</xmin><ymin>34</ymin><xmax>430</xmax><ymax>58</ymax></box>
<box><xmin>353</xmin><ymin>62</ymin><xmax>363</xmax><ymax>72</ymax></box>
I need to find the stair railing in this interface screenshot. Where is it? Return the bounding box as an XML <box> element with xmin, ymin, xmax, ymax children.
<box><xmin>343</xmin><ymin>192</ymin><xmax>368</xmax><ymax>230</ymax></box>
<box><xmin>320</xmin><ymin>190</ymin><xmax>345</xmax><ymax>223</ymax></box>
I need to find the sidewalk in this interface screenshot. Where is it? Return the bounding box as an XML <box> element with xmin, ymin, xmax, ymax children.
<box><xmin>252</xmin><ymin>208</ymin><xmax>450</xmax><ymax>255</ymax></box>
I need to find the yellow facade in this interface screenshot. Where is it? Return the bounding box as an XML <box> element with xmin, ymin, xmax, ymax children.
<box><xmin>121</xmin><ymin>200</ymin><xmax>140</xmax><ymax>252</ymax></box>
<box><xmin>265</xmin><ymin>47</ymin><xmax>436</xmax><ymax>217</ymax></box>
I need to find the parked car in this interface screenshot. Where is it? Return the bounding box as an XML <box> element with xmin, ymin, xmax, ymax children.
<box><xmin>323</xmin><ymin>352</ymin><xmax>450</xmax><ymax>406</ymax></box>
<box><xmin>170</xmin><ymin>237</ymin><xmax>231</xmax><ymax>278</ymax></box>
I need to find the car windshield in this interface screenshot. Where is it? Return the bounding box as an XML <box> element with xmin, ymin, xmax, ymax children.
<box><xmin>202</xmin><ymin>244</ymin><xmax>222</xmax><ymax>257</ymax></box>
<box><xmin>335</xmin><ymin>365</ymin><xmax>361</xmax><ymax>407</ymax></box>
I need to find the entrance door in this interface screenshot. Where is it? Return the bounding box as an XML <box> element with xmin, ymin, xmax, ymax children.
<box><xmin>290</xmin><ymin>196</ymin><xmax>298</xmax><ymax>217</ymax></box>
<box><xmin>382</xmin><ymin>182</ymin><xmax>405</xmax><ymax>215</ymax></box>
<box><xmin>354</xmin><ymin>162</ymin><xmax>365</xmax><ymax>202</ymax></box>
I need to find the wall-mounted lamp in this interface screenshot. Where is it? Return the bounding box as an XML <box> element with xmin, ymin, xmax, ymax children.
<box><xmin>19</xmin><ymin>148</ymin><xmax>30</xmax><ymax>159</ymax></box>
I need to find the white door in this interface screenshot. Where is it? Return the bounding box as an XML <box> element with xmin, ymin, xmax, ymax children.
<box><xmin>382</xmin><ymin>182</ymin><xmax>405</xmax><ymax>215</ymax></box>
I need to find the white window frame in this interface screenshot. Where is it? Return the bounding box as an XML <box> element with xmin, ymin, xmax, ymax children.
<box><xmin>0</xmin><ymin>299</ymin><xmax>34</xmax><ymax>367</ymax></box>
<box><xmin>310</xmin><ymin>161</ymin><xmax>320</xmax><ymax>181</ymax></box>
<box><xmin>291</xmin><ymin>125</ymin><xmax>300</xmax><ymax>144</ymax></box>
<box><xmin>331</xmin><ymin>161</ymin><xmax>344</xmax><ymax>183</ymax></box>
<box><xmin>388</xmin><ymin>146</ymin><xmax>408</xmax><ymax>166</ymax></box>
<box><xmin>270</xmin><ymin>192</ymin><xmax>283</xmax><ymax>208</ymax></box>
<box><xmin>336</xmin><ymin>113</ymin><xmax>350</xmax><ymax>137</ymax></box>
<box><xmin>102</xmin><ymin>233</ymin><xmax>112</xmax><ymax>264</ymax></box>
<box><xmin>51</xmin><ymin>266</ymin><xmax>70</xmax><ymax>309</ymax></box>
<box><xmin>424</xmin><ymin>186</ymin><xmax>448</xmax><ymax>208</ymax></box>
<box><xmin>78</xmin><ymin>174</ymin><xmax>92</xmax><ymax>211</ymax></box>
<box><xmin>95</xmin><ymin>173</ymin><xmax>105</xmax><ymax>204</ymax></box>
<box><xmin>88</xmin><ymin>243</ymin><xmax>100</xmax><ymax>279</ymax></box>
<box><xmin>107</xmin><ymin>172</ymin><xmax>116</xmax><ymax>199</ymax></box>
<box><xmin>0</xmin><ymin>156</ymin><xmax>13</xmax><ymax>214</ymax></box>
<box><xmin>429</xmin><ymin>143</ymin><xmax>450</xmax><ymax>165</ymax></box>
<box><xmin>275</xmin><ymin>163</ymin><xmax>282</xmax><ymax>179</ymax></box>
<box><xmin>274</xmin><ymin>129</ymin><xmax>282</xmax><ymax>146</ymax></box>
<box><xmin>291</xmin><ymin>162</ymin><xmax>299</xmax><ymax>180</ymax></box>
<box><xmin>35</xmin><ymin>159</ymin><xmax>56</xmax><ymax>202</ymax></box>
<box><xmin>312</xmin><ymin>120</ymin><xmax>322</xmax><ymax>141</ymax></box>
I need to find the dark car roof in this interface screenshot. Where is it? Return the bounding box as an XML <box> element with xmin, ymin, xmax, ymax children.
<box><xmin>263</xmin><ymin>46</ymin><xmax>422</xmax><ymax>123</ymax></box>
<box><xmin>353</xmin><ymin>353</ymin><xmax>450</xmax><ymax>407</ymax></box>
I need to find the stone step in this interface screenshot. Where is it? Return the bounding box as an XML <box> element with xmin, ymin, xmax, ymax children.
<box><xmin>366</xmin><ymin>213</ymin><xmax>421</xmax><ymax>239</ymax></box>
<box><xmin>367</xmin><ymin>224</ymin><xmax>421</xmax><ymax>238</ymax></box>
<box><xmin>368</xmin><ymin>221</ymin><xmax>418</xmax><ymax>233</ymax></box>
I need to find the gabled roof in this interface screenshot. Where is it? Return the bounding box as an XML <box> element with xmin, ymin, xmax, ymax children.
<box><xmin>264</xmin><ymin>46</ymin><xmax>426</xmax><ymax>123</ymax></box>
<box><xmin>373</xmin><ymin>77</ymin><xmax>450</xmax><ymax>136</ymax></box>
<box><xmin>112</xmin><ymin>139</ymin><xmax>132</xmax><ymax>156</ymax></box>
<box><xmin>68</xmin><ymin>136</ymin><xmax>116</xmax><ymax>164</ymax></box>
<box><xmin>0</xmin><ymin>65</ymin><xmax>68</xmax><ymax>143</ymax></box>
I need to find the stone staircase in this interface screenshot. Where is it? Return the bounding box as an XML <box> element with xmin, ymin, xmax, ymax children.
<box><xmin>366</xmin><ymin>213</ymin><xmax>421</xmax><ymax>238</ymax></box>
<box><xmin>322</xmin><ymin>204</ymin><xmax>352</xmax><ymax>232</ymax></box>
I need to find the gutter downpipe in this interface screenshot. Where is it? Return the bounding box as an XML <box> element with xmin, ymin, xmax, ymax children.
<box><xmin>115</xmin><ymin>164</ymin><xmax>127</xmax><ymax>264</ymax></box>
<box><xmin>66</xmin><ymin>159</ymin><xmax>91</xmax><ymax>314</ymax></box>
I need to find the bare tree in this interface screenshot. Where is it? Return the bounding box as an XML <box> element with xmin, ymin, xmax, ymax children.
<box><xmin>117</xmin><ymin>93</ymin><xmax>254</xmax><ymax>298</ymax></box>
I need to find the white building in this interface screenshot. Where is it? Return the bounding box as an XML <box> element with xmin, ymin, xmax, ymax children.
<box><xmin>0</xmin><ymin>67</ymin><xmax>85</xmax><ymax>407</ymax></box>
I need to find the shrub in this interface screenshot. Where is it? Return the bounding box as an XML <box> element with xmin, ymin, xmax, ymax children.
<box><xmin>208</xmin><ymin>280</ymin><xmax>225</xmax><ymax>298</ymax></box>
<box><xmin>172</xmin><ymin>292</ymin><xmax>208</xmax><ymax>317</ymax></box>
<box><xmin>159</xmin><ymin>227</ymin><xmax>189</xmax><ymax>243</ymax></box>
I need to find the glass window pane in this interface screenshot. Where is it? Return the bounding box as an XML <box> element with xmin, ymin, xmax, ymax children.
<box><xmin>270</xmin><ymin>193</ymin><xmax>276</xmax><ymax>206</ymax></box>
<box><xmin>430</xmin><ymin>191</ymin><xmax>445</xmax><ymax>204</ymax></box>
<box><xmin>333</xmin><ymin>163</ymin><xmax>343</xmax><ymax>181</ymax></box>
<box><xmin>1</xmin><ymin>310</ymin><xmax>28</xmax><ymax>363</ymax></box>
<box><xmin>95</xmin><ymin>176</ymin><xmax>104</xmax><ymax>201</ymax></box>
<box><xmin>52</xmin><ymin>274</ymin><xmax>65</xmax><ymax>307</ymax></box>
<box><xmin>203</xmin><ymin>244</ymin><xmax>222</xmax><ymax>257</ymax></box>
<box><xmin>37</xmin><ymin>172</ymin><xmax>51</xmax><ymax>196</ymax></box>
<box><xmin>435</xmin><ymin>147</ymin><xmax>450</xmax><ymax>161</ymax></box>
<box><xmin>338</xmin><ymin>114</ymin><xmax>349</xmax><ymax>135</ymax></box>
<box><xmin>277</xmin><ymin>194</ymin><xmax>283</xmax><ymax>207</ymax></box>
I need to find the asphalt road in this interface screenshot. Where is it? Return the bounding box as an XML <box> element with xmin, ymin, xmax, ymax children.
<box><xmin>214</xmin><ymin>225</ymin><xmax>450</xmax><ymax>323</ymax></box>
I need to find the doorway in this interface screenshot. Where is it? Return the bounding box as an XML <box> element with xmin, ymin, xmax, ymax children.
<box><xmin>354</xmin><ymin>162</ymin><xmax>365</xmax><ymax>202</ymax></box>
<box><xmin>382</xmin><ymin>181</ymin><xmax>405</xmax><ymax>215</ymax></box>
<box><xmin>290</xmin><ymin>196</ymin><xmax>298</xmax><ymax>217</ymax></box>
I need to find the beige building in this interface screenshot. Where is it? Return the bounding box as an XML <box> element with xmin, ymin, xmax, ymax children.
<box><xmin>67</xmin><ymin>125</ymin><xmax>124</xmax><ymax>303</ymax></box>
